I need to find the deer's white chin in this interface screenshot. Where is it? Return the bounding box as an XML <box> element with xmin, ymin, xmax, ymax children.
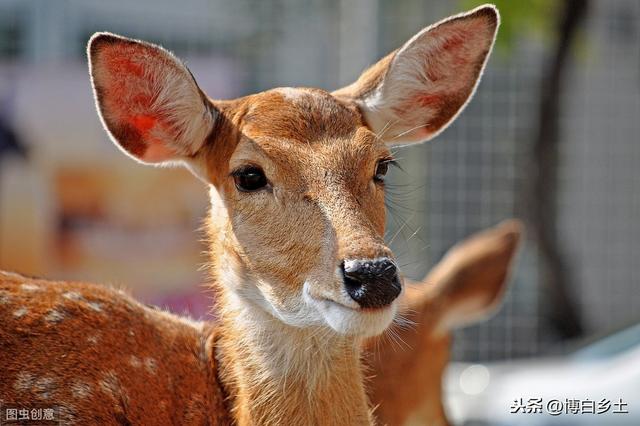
<box><xmin>230</xmin><ymin>274</ymin><xmax>397</xmax><ymax>337</ymax></box>
<box><xmin>312</xmin><ymin>297</ymin><xmax>397</xmax><ymax>337</ymax></box>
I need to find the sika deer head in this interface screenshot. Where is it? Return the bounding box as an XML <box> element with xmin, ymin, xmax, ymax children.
<box><xmin>88</xmin><ymin>5</ymin><xmax>499</xmax><ymax>339</ymax></box>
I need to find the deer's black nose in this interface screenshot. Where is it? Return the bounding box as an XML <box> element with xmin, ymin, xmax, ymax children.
<box><xmin>341</xmin><ymin>258</ymin><xmax>402</xmax><ymax>309</ymax></box>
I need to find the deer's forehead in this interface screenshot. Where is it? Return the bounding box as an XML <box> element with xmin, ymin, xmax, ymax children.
<box><xmin>240</xmin><ymin>88</ymin><xmax>361</xmax><ymax>142</ymax></box>
<box><xmin>233</xmin><ymin>127</ymin><xmax>386</xmax><ymax>174</ymax></box>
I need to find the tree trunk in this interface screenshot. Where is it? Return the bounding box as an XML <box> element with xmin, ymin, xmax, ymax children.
<box><xmin>528</xmin><ymin>0</ymin><xmax>589</xmax><ymax>339</ymax></box>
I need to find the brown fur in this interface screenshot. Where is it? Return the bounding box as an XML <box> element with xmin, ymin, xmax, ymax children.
<box><xmin>1</xmin><ymin>5</ymin><xmax>501</xmax><ymax>426</ymax></box>
<box><xmin>0</xmin><ymin>272</ymin><xmax>231</xmax><ymax>425</ymax></box>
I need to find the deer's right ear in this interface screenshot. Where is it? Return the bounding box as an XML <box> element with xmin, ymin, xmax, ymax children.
<box><xmin>334</xmin><ymin>5</ymin><xmax>499</xmax><ymax>145</ymax></box>
<box><xmin>88</xmin><ymin>32</ymin><xmax>215</xmax><ymax>166</ymax></box>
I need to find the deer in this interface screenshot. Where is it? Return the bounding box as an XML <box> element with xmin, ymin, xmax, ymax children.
<box><xmin>0</xmin><ymin>219</ymin><xmax>520</xmax><ymax>426</ymax></box>
<box><xmin>0</xmin><ymin>5</ymin><xmax>503</xmax><ymax>425</ymax></box>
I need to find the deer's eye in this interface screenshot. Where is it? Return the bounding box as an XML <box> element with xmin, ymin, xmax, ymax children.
<box><xmin>233</xmin><ymin>166</ymin><xmax>268</xmax><ymax>192</ymax></box>
<box><xmin>374</xmin><ymin>160</ymin><xmax>390</xmax><ymax>183</ymax></box>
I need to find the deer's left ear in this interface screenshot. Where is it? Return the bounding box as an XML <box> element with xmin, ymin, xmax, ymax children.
<box><xmin>334</xmin><ymin>5</ymin><xmax>499</xmax><ymax>145</ymax></box>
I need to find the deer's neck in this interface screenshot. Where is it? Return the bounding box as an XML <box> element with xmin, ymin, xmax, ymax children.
<box><xmin>206</xmin><ymin>191</ymin><xmax>372</xmax><ymax>425</ymax></box>
<box><xmin>212</xmin><ymin>282</ymin><xmax>372</xmax><ymax>426</ymax></box>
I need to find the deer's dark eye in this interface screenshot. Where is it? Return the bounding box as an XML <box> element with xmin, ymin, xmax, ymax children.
<box><xmin>374</xmin><ymin>160</ymin><xmax>390</xmax><ymax>183</ymax></box>
<box><xmin>233</xmin><ymin>166</ymin><xmax>268</xmax><ymax>192</ymax></box>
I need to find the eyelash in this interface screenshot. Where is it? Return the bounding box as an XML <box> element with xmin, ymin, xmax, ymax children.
<box><xmin>374</xmin><ymin>158</ymin><xmax>396</xmax><ymax>183</ymax></box>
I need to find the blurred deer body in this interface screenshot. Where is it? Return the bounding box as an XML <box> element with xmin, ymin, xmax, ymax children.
<box><xmin>1</xmin><ymin>5</ymin><xmax>502</xmax><ymax>425</ymax></box>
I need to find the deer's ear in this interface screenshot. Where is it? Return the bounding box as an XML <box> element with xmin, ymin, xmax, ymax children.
<box><xmin>427</xmin><ymin>220</ymin><xmax>522</xmax><ymax>333</ymax></box>
<box><xmin>334</xmin><ymin>5</ymin><xmax>498</xmax><ymax>145</ymax></box>
<box><xmin>88</xmin><ymin>32</ymin><xmax>215</xmax><ymax>165</ymax></box>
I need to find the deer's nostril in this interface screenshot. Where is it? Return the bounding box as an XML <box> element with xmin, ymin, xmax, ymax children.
<box><xmin>341</xmin><ymin>258</ymin><xmax>402</xmax><ymax>309</ymax></box>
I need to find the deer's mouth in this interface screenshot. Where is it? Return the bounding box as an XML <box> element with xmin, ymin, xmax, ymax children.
<box><xmin>304</xmin><ymin>286</ymin><xmax>397</xmax><ymax>337</ymax></box>
<box><xmin>312</xmin><ymin>294</ymin><xmax>396</xmax><ymax>313</ymax></box>
<box><xmin>308</xmin><ymin>293</ymin><xmax>357</xmax><ymax>310</ymax></box>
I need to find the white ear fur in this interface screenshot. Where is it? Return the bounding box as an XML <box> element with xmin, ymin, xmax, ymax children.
<box><xmin>88</xmin><ymin>32</ymin><xmax>215</xmax><ymax>165</ymax></box>
<box><xmin>343</xmin><ymin>5</ymin><xmax>499</xmax><ymax>145</ymax></box>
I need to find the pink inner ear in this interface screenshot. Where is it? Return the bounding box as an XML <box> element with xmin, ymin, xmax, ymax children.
<box><xmin>443</xmin><ymin>36</ymin><xmax>471</xmax><ymax>67</ymax></box>
<box><xmin>97</xmin><ymin>45</ymin><xmax>180</xmax><ymax>163</ymax></box>
<box><xmin>440</xmin><ymin>32</ymin><xmax>465</xmax><ymax>53</ymax></box>
<box><xmin>392</xmin><ymin>93</ymin><xmax>443</xmax><ymax>118</ymax></box>
<box><xmin>107</xmin><ymin>55</ymin><xmax>146</xmax><ymax>77</ymax></box>
<box><xmin>130</xmin><ymin>114</ymin><xmax>157</xmax><ymax>134</ymax></box>
<box><xmin>128</xmin><ymin>114</ymin><xmax>178</xmax><ymax>162</ymax></box>
<box><xmin>396</xmin><ymin>17</ymin><xmax>490</xmax><ymax>136</ymax></box>
<box><xmin>101</xmin><ymin>51</ymin><xmax>149</xmax><ymax>109</ymax></box>
<box><xmin>142</xmin><ymin>141</ymin><xmax>179</xmax><ymax>162</ymax></box>
<box><xmin>93</xmin><ymin>37</ymin><xmax>214</xmax><ymax>163</ymax></box>
<box><xmin>412</xmin><ymin>93</ymin><xmax>442</xmax><ymax>107</ymax></box>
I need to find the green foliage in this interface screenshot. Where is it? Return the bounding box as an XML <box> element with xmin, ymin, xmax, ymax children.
<box><xmin>461</xmin><ymin>0</ymin><xmax>559</xmax><ymax>52</ymax></box>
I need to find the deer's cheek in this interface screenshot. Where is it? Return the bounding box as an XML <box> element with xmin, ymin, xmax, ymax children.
<box><xmin>363</xmin><ymin>194</ymin><xmax>387</xmax><ymax>235</ymax></box>
<box><xmin>232</xmin><ymin>202</ymin><xmax>325</xmax><ymax>287</ymax></box>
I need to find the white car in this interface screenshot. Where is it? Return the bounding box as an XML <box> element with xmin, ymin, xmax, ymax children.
<box><xmin>444</xmin><ymin>323</ymin><xmax>640</xmax><ymax>425</ymax></box>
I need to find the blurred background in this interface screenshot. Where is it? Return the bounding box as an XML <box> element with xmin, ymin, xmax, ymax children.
<box><xmin>0</xmin><ymin>0</ymin><xmax>638</xmax><ymax>424</ymax></box>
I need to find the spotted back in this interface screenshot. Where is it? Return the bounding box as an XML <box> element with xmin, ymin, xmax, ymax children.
<box><xmin>0</xmin><ymin>272</ymin><xmax>230</xmax><ymax>425</ymax></box>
